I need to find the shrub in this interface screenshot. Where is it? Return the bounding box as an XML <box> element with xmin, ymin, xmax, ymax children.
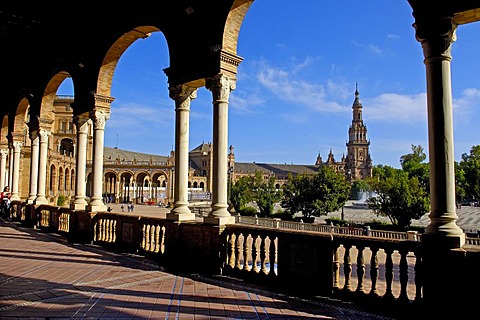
<box><xmin>57</xmin><ymin>194</ymin><xmax>67</xmax><ymax>206</ymax></box>
<box><xmin>239</xmin><ymin>206</ymin><xmax>258</xmax><ymax>216</ymax></box>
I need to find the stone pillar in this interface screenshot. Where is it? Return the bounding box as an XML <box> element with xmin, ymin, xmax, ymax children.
<box><xmin>205</xmin><ymin>74</ymin><xmax>236</xmax><ymax>225</ymax></box>
<box><xmin>87</xmin><ymin>110</ymin><xmax>109</xmax><ymax>212</ymax></box>
<box><xmin>414</xmin><ymin>15</ymin><xmax>465</xmax><ymax>247</ymax></box>
<box><xmin>9</xmin><ymin>141</ymin><xmax>22</xmax><ymax>201</ymax></box>
<box><xmin>167</xmin><ymin>84</ymin><xmax>197</xmax><ymax>221</ymax></box>
<box><xmin>34</xmin><ymin>129</ymin><xmax>50</xmax><ymax>205</ymax></box>
<box><xmin>27</xmin><ymin>131</ymin><xmax>40</xmax><ymax>204</ymax></box>
<box><xmin>0</xmin><ymin>149</ymin><xmax>7</xmax><ymax>191</ymax></box>
<box><xmin>72</xmin><ymin>115</ymin><xmax>90</xmax><ymax>210</ymax></box>
<box><xmin>412</xmin><ymin>12</ymin><xmax>468</xmax><ymax>314</ymax></box>
<box><xmin>7</xmin><ymin>144</ymin><xmax>13</xmax><ymax>188</ymax></box>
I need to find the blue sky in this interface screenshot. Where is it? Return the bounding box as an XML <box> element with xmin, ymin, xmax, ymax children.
<box><xmin>58</xmin><ymin>1</ymin><xmax>480</xmax><ymax>168</ymax></box>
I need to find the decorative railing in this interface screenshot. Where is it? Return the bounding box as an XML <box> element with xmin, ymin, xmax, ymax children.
<box><xmin>5</xmin><ymin>201</ymin><xmax>480</xmax><ymax>316</ymax></box>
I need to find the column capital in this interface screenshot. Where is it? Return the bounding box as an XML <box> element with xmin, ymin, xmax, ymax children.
<box><xmin>205</xmin><ymin>74</ymin><xmax>236</xmax><ymax>102</ymax></box>
<box><xmin>169</xmin><ymin>85</ymin><xmax>197</xmax><ymax>111</ymax></box>
<box><xmin>73</xmin><ymin>113</ymin><xmax>91</xmax><ymax>133</ymax></box>
<box><xmin>413</xmin><ymin>15</ymin><xmax>457</xmax><ymax>62</ymax></box>
<box><xmin>90</xmin><ymin>110</ymin><xmax>110</xmax><ymax>130</ymax></box>
<box><xmin>38</xmin><ymin>129</ymin><xmax>51</xmax><ymax>141</ymax></box>
<box><xmin>12</xmin><ymin>141</ymin><xmax>23</xmax><ymax>152</ymax></box>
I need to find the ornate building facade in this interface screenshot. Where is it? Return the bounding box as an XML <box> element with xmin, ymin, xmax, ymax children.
<box><xmin>7</xmin><ymin>88</ymin><xmax>372</xmax><ymax>206</ymax></box>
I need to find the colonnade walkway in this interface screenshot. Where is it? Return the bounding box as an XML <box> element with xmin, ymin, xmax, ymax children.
<box><xmin>0</xmin><ymin>217</ymin><xmax>394</xmax><ymax>319</ymax></box>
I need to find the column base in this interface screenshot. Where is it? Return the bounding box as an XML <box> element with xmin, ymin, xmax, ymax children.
<box><xmin>87</xmin><ymin>204</ymin><xmax>107</xmax><ymax>212</ymax></box>
<box><xmin>71</xmin><ymin>203</ymin><xmax>87</xmax><ymax>210</ymax></box>
<box><xmin>203</xmin><ymin>215</ymin><xmax>236</xmax><ymax>225</ymax></box>
<box><xmin>166</xmin><ymin>212</ymin><xmax>196</xmax><ymax>221</ymax></box>
<box><xmin>34</xmin><ymin>196</ymin><xmax>48</xmax><ymax>205</ymax></box>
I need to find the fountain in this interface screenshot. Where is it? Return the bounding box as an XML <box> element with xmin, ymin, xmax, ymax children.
<box><xmin>352</xmin><ymin>191</ymin><xmax>376</xmax><ymax>208</ymax></box>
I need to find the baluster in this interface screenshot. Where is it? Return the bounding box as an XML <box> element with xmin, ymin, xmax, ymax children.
<box><xmin>150</xmin><ymin>225</ymin><xmax>155</xmax><ymax>252</ymax></box>
<box><xmin>93</xmin><ymin>221</ymin><xmax>98</xmax><ymax>241</ymax></box>
<box><xmin>269</xmin><ymin>236</ymin><xmax>276</xmax><ymax>277</ymax></box>
<box><xmin>251</xmin><ymin>234</ymin><xmax>259</xmax><ymax>273</ymax></box>
<box><xmin>154</xmin><ymin>225</ymin><xmax>161</xmax><ymax>253</ymax></box>
<box><xmin>145</xmin><ymin>224</ymin><xmax>151</xmax><ymax>251</ymax></box>
<box><xmin>100</xmin><ymin>219</ymin><xmax>105</xmax><ymax>241</ymax></box>
<box><xmin>236</xmin><ymin>233</ymin><xmax>243</xmax><ymax>271</ymax></box>
<box><xmin>384</xmin><ymin>248</ymin><xmax>395</xmax><ymax>300</ymax></box>
<box><xmin>109</xmin><ymin>220</ymin><xmax>114</xmax><ymax>243</ymax></box>
<box><xmin>332</xmin><ymin>244</ymin><xmax>340</xmax><ymax>291</ymax></box>
<box><xmin>369</xmin><ymin>247</ymin><xmax>379</xmax><ymax>296</ymax></box>
<box><xmin>260</xmin><ymin>235</ymin><xmax>267</xmax><ymax>274</ymax></box>
<box><xmin>112</xmin><ymin>220</ymin><xmax>117</xmax><ymax>243</ymax></box>
<box><xmin>141</xmin><ymin>224</ymin><xmax>146</xmax><ymax>250</ymax></box>
<box><xmin>243</xmin><ymin>234</ymin><xmax>251</xmax><ymax>272</ymax></box>
<box><xmin>160</xmin><ymin>225</ymin><xmax>166</xmax><ymax>254</ymax></box>
<box><xmin>356</xmin><ymin>245</ymin><xmax>365</xmax><ymax>293</ymax></box>
<box><xmin>414</xmin><ymin>248</ymin><xmax>422</xmax><ymax>302</ymax></box>
<box><xmin>398</xmin><ymin>248</ymin><xmax>409</xmax><ymax>302</ymax></box>
<box><xmin>343</xmin><ymin>244</ymin><xmax>352</xmax><ymax>292</ymax></box>
<box><xmin>228</xmin><ymin>232</ymin><xmax>236</xmax><ymax>269</ymax></box>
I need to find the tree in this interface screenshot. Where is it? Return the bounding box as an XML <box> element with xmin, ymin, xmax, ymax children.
<box><xmin>230</xmin><ymin>176</ymin><xmax>253</xmax><ymax>213</ymax></box>
<box><xmin>251</xmin><ymin>171</ymin><xmax>283</xmax><ymax>217</ymax></box>
<box><xmin>281</xmin><ymin>166</ymin><xmax>351</xmax><ymax>219</ymax></box>
<box><xmin>458</xmin><ymin>145</ymin><xmax>480</xmax><ymax>202</ymax></box>
<box><xmin>366</xmin><ymin>167</ymin><xmax>429</xmax><ymax>230</ymax></box>
<box><xmin>400</xmin><ymin>144</ymin><xmax>430</xmax><ymax>191</ymax></box>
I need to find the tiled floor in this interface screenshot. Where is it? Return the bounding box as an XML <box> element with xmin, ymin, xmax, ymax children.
<box><xmin>0</xmin><ymin>218</ymin><xmax>393</xmax><ymax>319</ymax></box>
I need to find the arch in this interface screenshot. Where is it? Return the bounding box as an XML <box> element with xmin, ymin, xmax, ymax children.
<box><xmin>39</xmin><ymin>71</ymin><xmax>72</xmax><ymax>121</ymax></box>
<box><xmin>59</xmin><ymin>138</ymin><xmax>74</xmax><ymax>157</ymax></box>
<box><xmin>58</xmin><ymin>167</ymin><xmax>64</xmax><ymax>192</ymax></box>
<box><xmin>97</xmin><ymin>27</ymin><xmax>164</xmax><ymax>97</ymax></box>
<box><xmin>49</xmin><ymin>164</ymin><xmax>57</xmax><ymax>195</ymax></box>
<box><xmin>222</xmin><ymin>0</ymin><xmax>255</xmax><ymax>55</ymax></box>
<box><xmin>0</xmin><ymin>116</ymin><xmax>9</xmax><ymax>146</ymax></box>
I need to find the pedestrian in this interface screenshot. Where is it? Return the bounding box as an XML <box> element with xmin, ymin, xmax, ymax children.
<box><xmin>0</xmin><ymin>186</ymin><xmax>11</xmax><ymax>214</ymax></box>
<box><xmin>121</xmin><ymin>203</ymin><xmax>124</xmax><ymax>212</ymax></box>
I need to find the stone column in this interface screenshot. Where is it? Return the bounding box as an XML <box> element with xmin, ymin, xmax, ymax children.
<box><xmin>205</xmin><ymin>74</ymin><xmax>236</xmax><ymax>225</ymax></box>
<box><xmin>9</xmin><ymin>141</ymin><xmax>22</xmax><ymax>201</ymax></box>
<box><xmin>27</xmin><ymin>131</ymin><xmax>39</xmax><ymax>204</ymax></box>
<box><xmin>0</xmin><ymin>149</ymin><xmax>7</xmax><ymax>191</ymax></box>
<box><xmin>166</xmin><ymin>84</ymin><xmax>197</xmax><ymax>221</ymax></box>
<box><xmin>414</xmin><ymin>15</ymin><xmax>465</xmax><ymax>247</ymax></box>
<box><xmin>87</xmin><ymin>110</ymin><xmax>109</xmax><ymax>212</ymax></box>
<box><xmin>72</xmin><ymin>115</ymin><xmax>90</xmax><ymax>210</ymax></box>
<box><xmin>34</xmin><ymin>129</ymin><xmax>50</xmax><ymax>205</ymax></box>
<box><xmin>7</xmin><ymin>143</ymin><xmax>13</xmax><ymax>188</ymax></box>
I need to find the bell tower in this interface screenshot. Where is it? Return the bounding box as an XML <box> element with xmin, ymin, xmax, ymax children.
<box><xmin>346</xmin><ymin>84</ymin><xmax>372</xmax><ymax>180</ymax></box>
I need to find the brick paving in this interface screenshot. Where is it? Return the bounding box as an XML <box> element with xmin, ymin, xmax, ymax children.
<box><xmin>0</xmin><ymin>218</ymin><xmax>393</xmax><ymax>320</ymax></box>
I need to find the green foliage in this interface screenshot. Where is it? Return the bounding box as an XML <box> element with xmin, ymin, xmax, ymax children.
<box><xmin>57</xmin><ymin>194</ymin><xmax>67</xmax><ymax>206</ymax></box>
<box><xmin>458</xmin><ymin>145</ymin><xmax>480</xmax><ymax>202</ymax></box>
<box><xmin>325</xmin><ymin>217</ymin><xmax>349</xmax><ymax>226</ymax></box>
<box><xmin>231</xmin><ymin>172</ymin><xmax>282</xmax><ymax>217</ymax></box>
<box><xmin>281</xmin><ymin>166</ymin><xmax>351</xmax><ymax>218</ymax></box>
<box><xmin>239</xmin><ymin>206</ymin><xmax>258</xmax><ymax>216</ymax></box>
<box><xmin>251</xmin><ymin>171</ymin><xmax>283</xmax><ymax>217</ymax></box>
<box><xmin>400</xmin><ymin>144</ymin><xmax>430</xmax><ymax>191</ymax></box>
<box><xmin>230</xmin><ymin>176</ymin><xmax>253</xmax><ymax>213</ymax></box>
<box><xmin>366</xmin><ymin>168</ymin><xmax>429</xmax><ymax>230</ymax></box>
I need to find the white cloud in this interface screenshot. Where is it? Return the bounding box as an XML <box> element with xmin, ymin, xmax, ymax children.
<box><xmin>229</xmin><ymin>92</ymin><xmax>265</xmax><ymax>114</ymax></box>
<box><xmin>351</xmin><ymin>40</ymin><xmax>384</xmax><ymax>56</ymax></box>
<box><xmin>365</xmin><ymin>93</ymin><xmax>427</xmax><ymax>123</ymax></box>
<box><xmin>256</xmin><ymin>63</ymin><xmax>348</xmax><ymax>113</ymax></box>
<box><xmin>453</xmin><ymin>87</ymin><xmax>480</xmax><ymax>121</ymax></box>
